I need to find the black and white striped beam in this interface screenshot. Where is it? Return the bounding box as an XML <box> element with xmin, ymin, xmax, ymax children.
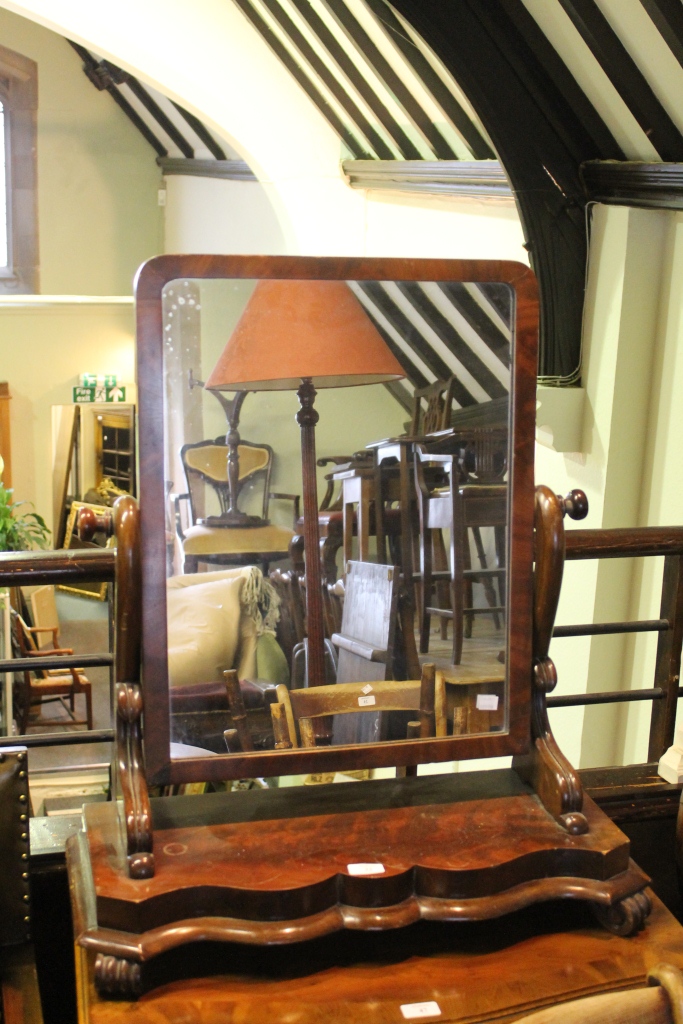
<box><xmin>234</xmin><ymin>0</ymin><xmax>495</xmax><ymax>161</ymax></box>
<box><xmin>67</xmin><ymin>41</ymin><xmax>232</xmax><ymax>163</ymax></box>
<box><xmin>349</xmin><ymin>280</ymin><xmax>511</xmax><ymax>409</ymax></box>
<box><xmin>515</xmin><ymin>0</ymin><xmax>683</xmax><ymax>164</ymax></box>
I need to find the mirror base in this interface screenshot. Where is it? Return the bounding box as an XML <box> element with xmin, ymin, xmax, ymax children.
<box><xmin>67</xmin><ymin>771</ymin><xmax>651</xmax><ymax>999</ymax></box>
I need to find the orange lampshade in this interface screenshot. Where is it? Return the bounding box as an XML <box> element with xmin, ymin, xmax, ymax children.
<box><xmin>204</xmin><ymin>279</ymin><xmax>405</xmax><ymax>391</ymax></box>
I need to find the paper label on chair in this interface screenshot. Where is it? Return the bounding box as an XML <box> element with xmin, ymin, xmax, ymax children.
<box><xmin>476</xmin><ymin>694</ymin><xmax>499</xmax><ymax>711</ymax></box>
<box><xmin>361</xmin><ymin>684</ymin><xmax>373</xmax><ymax>694</ymax></box>
<box><xmin>400</xmin><ymin>1001</ymin><xmax>441</xmax><ymax>1019</ymax></box>
<box><xmin>358</xmin><ymin>695</ymin><xmax>376</xmax><ymax>706</ymax></box>
<box><xmin>347</xmin><ymin>862</ymin><xmax>385</xmax><ymax>875</ymax></box>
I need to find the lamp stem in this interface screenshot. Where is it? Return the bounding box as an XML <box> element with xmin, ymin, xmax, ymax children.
<box><xmin>296</xmin><ymin>377</ymin><xmax>326</xmax><ymax>687</ymax></box>
<box><xmin>225</xmin><ymin>391</ymin><xmax>247</xmax><ymax>515</ymax></box>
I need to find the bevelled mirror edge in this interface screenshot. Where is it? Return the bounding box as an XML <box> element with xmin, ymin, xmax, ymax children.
<box><xmin>135</xmin><ymin>255</ymin><xmax>537</xmax><ymax>786</ymax></box>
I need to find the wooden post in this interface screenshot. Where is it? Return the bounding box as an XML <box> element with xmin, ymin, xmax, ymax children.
<box><xmin>225</xmin><ymin>391</ymin><xmax>247</xmax><ymax>518</ymax></box>
<box><xmin>296</xmin><ymin>378</ymin><xmax>326</xmax><ymax>687</ymax></box>
<box><xmin>0</xmin><ymin>383</ymin><xmax>11</xmax><ymax>488</ymax></box>
<box><xmin>648</xmin><ymin>553</ymin><xmax>683</xmax><ymax>761</ymax></box>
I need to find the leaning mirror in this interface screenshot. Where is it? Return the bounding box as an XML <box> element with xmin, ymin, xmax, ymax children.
<box><xmin>136</xmin><ymin>256</ymin><xmax>536</xmax><ymax>784</ymax></box>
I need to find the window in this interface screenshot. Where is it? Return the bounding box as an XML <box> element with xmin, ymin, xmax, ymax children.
<box><xmin>0</xmin><ymin>44</ymin><xmax>38</xmax><ymax>293</ymax></box>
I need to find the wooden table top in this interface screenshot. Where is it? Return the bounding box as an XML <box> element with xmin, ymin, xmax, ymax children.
<box><xmin>76</xmin><ymin>891</ymin><xmax>683</xmax><ymax>1023</ymax></box>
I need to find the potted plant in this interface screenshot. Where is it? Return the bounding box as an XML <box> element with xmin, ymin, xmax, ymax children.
<box><xmin>0</xmin><ymin>458</ymin><xmax>50</xmax><ymax>551</ymax></box>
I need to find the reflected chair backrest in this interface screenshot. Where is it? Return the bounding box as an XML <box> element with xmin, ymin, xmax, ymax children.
<box><xmin>409</xmin><ymin>377</ymin><xmax>459</xmax><ymax>437</ymax></box>
<box><xmin>29</xmin><ymin>585</ymin><xmax>60</xmax><ymax>650</ymax></box>
<box><xmin>270</xmin><ymin>665</ymin><xmax>441</xmax><ymax>748</ymax></box>
<box><xmin>181</xmin><ymin>437</ymin><xmax>273</xmax><ymax>524</ymax></box>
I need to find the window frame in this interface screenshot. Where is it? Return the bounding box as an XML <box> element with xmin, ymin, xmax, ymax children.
<box><xmin>0</xmin><ymin>44</ymin><xmax>38</xmax><ymax>294</ymax></box>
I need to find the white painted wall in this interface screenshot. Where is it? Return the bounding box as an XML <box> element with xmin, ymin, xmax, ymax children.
<box><xmin>1</xmin><ymin>299</ymin><xmax>135</xmax><ymax>534</ymax></box>
<box><xmin>538</xmin><ymin>205</ymin><xmax>683</xmax><ymax>768</ymax></box>
<box><xmin>0</xmin><ymin>6</ymin><xmax>162</xmax><ymax>294</ymax></box>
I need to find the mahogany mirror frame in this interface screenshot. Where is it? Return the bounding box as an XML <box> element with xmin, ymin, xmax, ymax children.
<box><xmin>135</xmin><ymin>254</ymin><xmax>537</xmax><ymax>786</ymax></box>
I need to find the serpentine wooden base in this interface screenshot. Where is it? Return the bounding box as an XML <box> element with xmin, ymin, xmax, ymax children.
<box><xmin>73</xmin><ymin>894</ymin><xmax>683</xmax><ymax>1024</ymax></box>
<box><xmin>67</xmin><ymin>771</ymin><xmax>651</xmax><ymax>998</ymax></box>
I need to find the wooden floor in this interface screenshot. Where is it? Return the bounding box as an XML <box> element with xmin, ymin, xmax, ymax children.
<box><xmin>417</xmin><ymin>614</ymin><xmax>506</xmax><ymax>676</ymax></box>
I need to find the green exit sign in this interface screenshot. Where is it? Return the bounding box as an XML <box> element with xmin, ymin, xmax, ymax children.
<box><xmin>73</xmin><ymin>386</ymin><xmax>126</xmax><ymax>404</ymax></box>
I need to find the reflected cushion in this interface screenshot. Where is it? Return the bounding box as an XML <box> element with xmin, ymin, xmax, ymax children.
<box><xmin>182</xmin><ymin>523</ymin><xmax>294</xmax><ymax>556</ymax></box>
<box><xmin>167</xmin><ymin>575</ymin><xmax>244</xmax><ymax>688</ymax></box>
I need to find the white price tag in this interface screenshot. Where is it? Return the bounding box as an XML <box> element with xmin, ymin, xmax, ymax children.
<box><xmin>346</xmin><ymin>862</ymin><xmax>385</xmax><ymax>876</ymax></box>
<box><xmin>476</xmin><ymin>693</ymin><xmax>499</xmax><ymax>711</ymax></box>
<box><xmin>358</xmin><ymin>694</ymin><xmax>376</xmax><ymax>706</ymax></box>
<box><xmin>400</xmin><ymin>1002</ymin><xmax>441</xmax><ymax>1020</ymax></box>
<box><xmin>361</xmin><ymin>684</ymin><xmax>373</xmax><ymax>694</ymax></box>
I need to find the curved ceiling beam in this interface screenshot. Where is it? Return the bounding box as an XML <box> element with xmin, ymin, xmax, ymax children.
<box><xmin>391</xmin><ymin>0</ymin><xmax>610</xmax><ymax>382</ymax></box>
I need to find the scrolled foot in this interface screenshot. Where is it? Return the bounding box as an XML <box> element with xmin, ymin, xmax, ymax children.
<box><xmin>592</xmin><ymin>889</ymin><xmax>651</xmax><ymax>937</ymax></box>
<box><xmin>128</xmin><ymin>851</ymin><xmax>155</xmax><ymax>879</ymax></box>
<box><xmin>559</xmin><ymin>811</ymin><xmax>589</xmax><ymax>835</ymax></box>
<box><xmin>94</xmin><ymin>954</ymin><xmax>142</xmax><ymax>998</ymax></box>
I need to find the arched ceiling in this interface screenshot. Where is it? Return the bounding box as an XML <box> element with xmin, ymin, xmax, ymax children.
<box><xmin>7</xmin><ymin>0</ymin><xmax>681</xmax><ymax>384</ymax></box>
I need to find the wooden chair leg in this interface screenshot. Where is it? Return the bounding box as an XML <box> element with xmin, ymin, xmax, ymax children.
<box><xmin>451</xmin><ymin>499</ymin><xmax>466</xmax><ymax>666</ymax></box>
<box><xmin>419</xmin><ymin>527</ymin><xmax>433</xmax><ymax>654</ymax></box>
<box><xmin>289</xmin><ymin>534</ymin><xmax>305</xmax><ymax>575</ymax></box>
<box><xmin>472</xmin><ymin>526</ymin><xmax>501</xmax><ymax>629</ymax></box>
<box><xmin>84</xmin><ymin>683</ymin><xmax>93</xmax><ymax>731</ymax></box>
<box><xmin>433</xmin><ymin>530</ymin><xmax>450</xmax><ymax>640</ymax></box>
<box><xmin>494</xmin><ymin>524</ymin><xmax>506</xmax><ymax>611</ymax></box>
<box><xmin>321</xmin><ymin>529</ymin><xmax>343</xmax><ymax>583</ymax></box>
<box><xmin>183</xmin><ymin>555</ymin><xmax>199</xmax><ymax>573</ymax></box>
<box><xmin>463</xmin><ymin>530</ymin><xmax>474</xmax><ymax>640</ymax></box>
<box><xmin>398</xmin><ymin>592</ymin><xmax>421</xmax><ymax>680</ymax></box>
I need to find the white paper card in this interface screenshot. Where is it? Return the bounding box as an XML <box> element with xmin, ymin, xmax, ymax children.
<box><xmin>400</xmin><ymin>1002</ymin><xmax>441</xmax><ymax>1020</ymax></box>
<box><xmin>361</xmin><ymin>684</ymin><xmax>373</xmax><ymax>694</ymax></box>
<box><xmin>476</xmin><ymin>694</ymin><xmax>499</xmax><ymax>711</ymax></box>
<box><xmin>347</xmin><ymin>862</ymin><xmax>385</xmax><ymax>876</ymax></box>
<box><xmin>358</xmin><ymin>694</ymin><xmax>376</xmax><ymax>706</ymax></box>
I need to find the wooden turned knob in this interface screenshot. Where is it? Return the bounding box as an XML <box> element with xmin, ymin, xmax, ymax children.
<box><xmin>558</xmin><ymin>489</ymin><xmax>588</xmax><ymax>521</ymax></box>
<box><xmin>77</xmin><ymin>506</ymin><xmax>113</xmax><ymax>541</ymax></box>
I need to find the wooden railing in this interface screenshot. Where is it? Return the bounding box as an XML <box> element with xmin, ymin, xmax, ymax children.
<box><xmin>548</xmin><ymin>527</ymin><xmax>683</xmax><ymax>761</ymax></box>
<box><xmin>0</xmin><ymin>548</ymin><xmax>116</xmax><ymax>748</ymax></box>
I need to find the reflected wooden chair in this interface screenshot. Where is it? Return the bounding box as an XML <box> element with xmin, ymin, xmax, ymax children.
<box><xmin>174</xmin><ymin>437</ymin><xmax>299</xmax><ymax>574</ymax></box>
<box><xmin>289</xmin><ymin>451</ymin><xmax>374</xmax><ymax>583</ymax></box>
<box><xmin>12</xmin><ymin>611</ymin><xmax>93</xmax><ymax>733</ymax></box>
<box><xmin>409</xmin><ymin>377</ymin><xmax>460</xmax><ymax>436</ymax></box>
<box><xmin>414</xmin><ymin>443</ymin><xmax>506</xmax><ymax>664</ymax></box>
<box><xmin>269</xmin><ymin>664</ymin><xmax>441</xmax><ymax>749</ymax></box>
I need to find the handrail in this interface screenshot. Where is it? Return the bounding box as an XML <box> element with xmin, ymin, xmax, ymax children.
<box><xmin>0</xmin><ymin>730</ymin><xmax>114</xmax><ymax>748</ymax></box>
<box><xmin>565</xmin><ymin>527</ymin><xmax>683</xmax><ymax>559</ymax></box>
<box><xmin>0</xmin><ymin>548</ymin><xmax>116</xmax><ymax>586</ymax></box>
<box><xmin>0</xmin><ymin>547</ymin><xmax>117</xmax><ymax>750</ymax></box>
<box><xmin>552</xmin><ymin>525</ymin><xmax>683</xmax><ymax>761</ymax></box>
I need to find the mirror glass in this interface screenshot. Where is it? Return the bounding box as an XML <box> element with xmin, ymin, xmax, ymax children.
<box><xmin>160</xmin><ymin>277</ymin><xmax>511</xmax><ymax>764</ymax></box>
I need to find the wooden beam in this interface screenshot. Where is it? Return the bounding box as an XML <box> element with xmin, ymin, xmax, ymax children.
<box><xmin>260</xmin><ymin>0</ymin><xmax>395</xmax><ymax>159</ymax></box>
<box><xmin>582</xmin><ymin>160</ymin><xmax>683</xmax><ymax>208</ymax></box>
<box><xmin>558</xmin><ymin>0</ymin><xmax>683</xmax><ymax>161</ymax></box>
<box><xmin>290</xmin><ymin>0</ymin><xmax>421</xmax><ymax>159</ymax></box>
<box><xmin>363</xmin><ymin>0</ymin><xmax>495</xmax><ymax>160</ymax></box>
<box><xmin>233</xmin><ymin>0</ymin><xmax>371</xmax><ymax>159</ymax></box>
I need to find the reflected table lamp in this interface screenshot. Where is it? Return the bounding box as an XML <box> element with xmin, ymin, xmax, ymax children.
<box><xmin>205</xmin><ymin>279</ymin><xmax>405</xmax><ymax>686</ymax></box>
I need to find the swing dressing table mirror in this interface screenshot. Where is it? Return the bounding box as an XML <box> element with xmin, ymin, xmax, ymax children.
<box><xmin>67</xmin><ymin>256</ymin><xmax>651</xmax><ymax>999</ymax></box>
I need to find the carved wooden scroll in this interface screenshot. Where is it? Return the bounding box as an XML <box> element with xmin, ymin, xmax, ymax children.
<box><xmin>79</xmin><ymin>496</ymin><xmax>153</xmax><ymax>879</ymax></box>
<box><xmin>513</xmin><ymin>487</ymin><xmax>590</xmax><ymax>835</ymax></box>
